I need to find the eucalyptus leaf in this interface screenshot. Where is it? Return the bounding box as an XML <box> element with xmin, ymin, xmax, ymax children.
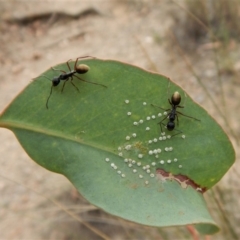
<box><xmin>0</xmin><ymin>59</ymin><xmax>235</xmax><ymax>234</ymax></box>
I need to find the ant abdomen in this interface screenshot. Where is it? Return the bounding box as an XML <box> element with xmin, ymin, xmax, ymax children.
<box><xmin>76</xmin><ymin>64</ymin><xmax>90</xmax><ymax>74</ymax></box>
<box><xmin>171</xmin><ymin>91</ymin><xmax>181</xmax><ymax>106</ymax></box>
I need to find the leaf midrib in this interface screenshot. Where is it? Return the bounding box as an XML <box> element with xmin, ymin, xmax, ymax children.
<box><xmin>0</xmin><ymin>119</ymin><xmax>113</xmax><ymax>153</ymax></box>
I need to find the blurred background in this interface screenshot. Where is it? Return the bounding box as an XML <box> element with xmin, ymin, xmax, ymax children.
<box><xmin>0</xmin><ymin>0</ymin><xmax>240</xmax><ymax>239</ymax></box>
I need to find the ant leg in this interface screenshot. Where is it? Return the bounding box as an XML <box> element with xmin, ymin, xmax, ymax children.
<box><xmin>41</xmin><ymin>75</ymin><xmax>52</xmax><ymax>81</ymax></box>
<box><xmin>70</xmin><ymin>77</ymin><xmax>80</xmax><ymax>92</ymax></box>
<box><xmin>151</xmin><ymin>103</ymin><xmax>170</xmax><ymax>112</ymax></box>
<box><xmin>74</xmin><ymin>57</ymin><xmax>82</xmax><ymax>71</ymax></box>
<box><xmin>176</xmin><ymin>111</ymin><xmax>201</xmax><ymax>121</ymax></box>
<box><xmin>61</xmin><ymin>80</ymin><xmax>68</xmax><ymax>92</ymax></box>
<box><xmin>73</xmin><ymin>58</ymin><xmax>78</xmax><ymax>71</ymax></box>
<box><xmin>183</xmin><ymin>92</ymin><xmax>187</xmax><ymax>106</ymax></box>
<box><xmin>158</xmin><ymin>114</ymin><xmax>169</xmax><ymax>132</ymax></box>
<box><xmin>51</xmin><ymin>67</ymin><xmax>66</xmax><ymax>74</ymax></box>
<box><xmin>46</xmin><ymin>85</ymin><xmax>53</xmax><ymax>109</ymax></box>
<box><xmin>76</xmin><ymin>56</ymin><xmax>96</xmax><ymax>61</ymax></box>
<box><xmin>73</xmin><ymin>56</ymin><xmax>96</xmax><ymax>71</ymax></box>
<box><xmin>168</xmin><ymin>99</ymin><xmax>175</xmax><ymax>108</ymax></box>
<box><xmin>177</xmin><ymin>105</ymin><xmax>184</xmax><ymax>108</ymax></box>
<box><xmin>66</xmin><ymin>59</ymin><xmax>73</xmax><ymax>72</ymax></box>
<box><xmin>160</xmin><ymin>122</ymin><xmax>167</xmax><ymax>133</ymax></box>
<box><xmin>176</xmin><ymin>114</ymin><xmax>179</xmax><ymax>126</ymax></box>
<box><xmin>171</xmin><ymin>128</ymin><xmax>183</xmax><ymax>137</ymax></box>
<box><xmin>167</xmin><ymin>79</ymin><xmax>171</xmax><ymax>98</ymax></box>
<box><xmin>60</xmin><ymin>77</ymin><xmax>80</xmax><ymax>93</ymax></box>
<box><xmin>74</xmin><ymin>75</ymin><xmax>107</xmax><ymax>88</ymax></box>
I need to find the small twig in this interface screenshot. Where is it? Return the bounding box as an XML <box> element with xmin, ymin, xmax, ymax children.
<box><xmin>186</xmin><ymin>225</ymin><xmax>199</xmax><ymax>240</ymax></box>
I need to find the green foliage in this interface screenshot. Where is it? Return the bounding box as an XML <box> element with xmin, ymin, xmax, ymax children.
<box><xmin>0</xmin><ymin>59</ymin><xmax>235</xmax><ymax>234</ymax></box>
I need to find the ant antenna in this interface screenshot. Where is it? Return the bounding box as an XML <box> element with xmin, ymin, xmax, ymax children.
<box><xmin>167</xmin><ymin>79</ymin><xmax>171</xmax><ymax>98</ymax></box>
<box><xmin>46</xmin><ymin>86</ymin><xmax>53</xmax><ymax>109</ymax></box>
<box><xmin>41</xmin><ymin>75</ymin><xmax>52</xmax><ymax>82</ymax></box>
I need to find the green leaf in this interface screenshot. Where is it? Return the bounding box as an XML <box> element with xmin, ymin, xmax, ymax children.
<box><xmin>0</xmin><ymin>59</ymin><xmax>234</xmax><ymax>234</ymax></box>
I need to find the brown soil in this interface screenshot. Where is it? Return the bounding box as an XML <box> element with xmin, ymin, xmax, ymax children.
<box><xmin>0</xmin><ymin>1</ymin><xmax>239</xmax><ymax>239</ymax></box>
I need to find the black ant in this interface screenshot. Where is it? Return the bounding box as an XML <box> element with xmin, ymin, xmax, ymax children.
<box><xmin>42</xmin><ymin>56</ymin><xmax>107</xmax><ymax>109</ymax></box>
<box><xmin>151</xmin><ymin>91</ymin><xmax>200</xmax><ymax>136</ymax></box>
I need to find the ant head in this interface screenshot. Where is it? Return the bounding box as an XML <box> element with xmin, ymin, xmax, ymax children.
<box><xmin>41</xmin><ymin>75</ymin><xmax>60</xmax><ymax>86</ymax></box>
<box><xmin>171</xmin><ymin>91</ymin><xmax>181</xmax><ymax>106</ymax></box>
<box><xmin>52</xmin><ymin>76</ymin><xmax>60</xmax><ymax>86</ymax></box>
<box><xmin>76</xmin><ymin>64</ymin><xmax>90</xmax><ymax>74</ymax></box>
<box><xmin>167</xmin><ymin>121</ymin><xmax>175</xmax><ymax>131</ymax></box>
